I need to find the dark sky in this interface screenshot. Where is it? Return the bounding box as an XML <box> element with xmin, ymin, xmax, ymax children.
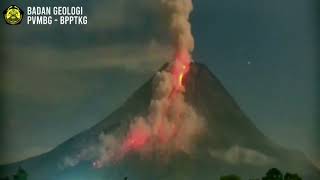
<box><xmin>1</xmin><ymin>0</ymin><xmax>318</xmax><ymax>167</ymax></box>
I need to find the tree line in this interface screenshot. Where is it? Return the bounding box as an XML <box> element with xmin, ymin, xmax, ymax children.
<box><xmin>0</xmin><ymin>167</ymin><xmax>28</xmax><ymax>180</ymax></box>
<box><xmin>0</xmin><ymin>167</ymin><xmax>302</xmax><ymax>180</ymax></box>
<box><xmin>220</xmin><ymin>168</ymin><xmax>302</xmax><ymax>180</ymax></box>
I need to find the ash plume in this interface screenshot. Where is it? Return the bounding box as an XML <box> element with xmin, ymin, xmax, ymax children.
<box><xmin>63</xmin><ymin>0</ymin><xmax>203</xmax><ymax>168</ymax></box>
<box><xmin>92</xmin><ymin>0</ymin><xmax>204</xmax><ymax>168</ymax></box>
<box><xmin>161</xmin><ymin>0</ymin><xmax>195</xmax><ymax>53</ymax></box>
<box><xmin>93</xmin><ymin>69</ymin><xmax>205</xmax><ymax>167</ymax></box>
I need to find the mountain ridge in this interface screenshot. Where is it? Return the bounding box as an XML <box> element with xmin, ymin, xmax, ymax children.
<box><xmin>1</xmin><ymin>62</ymin><xmax>319</xmax><ymax>180</ymax></box>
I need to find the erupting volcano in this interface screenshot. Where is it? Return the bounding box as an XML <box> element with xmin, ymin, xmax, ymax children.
<box><xmin>1</xmin><ymin>0</ymin><xmax>320</xmax><ymax>179</ymax></box>
<box><xmin>92</xmin><ymin>0</ymin><xmax>201</xmax><ymax>168</ymax></box>
<box><xmin>2</xmin><ymin>62</ymin><xmax>319</xmax><ymax>180</ymax></box>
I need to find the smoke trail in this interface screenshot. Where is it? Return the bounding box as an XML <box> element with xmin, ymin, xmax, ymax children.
<box><xmin>162</xmin><ymin>0</ymin><xmax>194</xmax><ymax>53</ymax></box>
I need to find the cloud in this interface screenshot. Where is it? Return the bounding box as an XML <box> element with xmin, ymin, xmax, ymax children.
<box><xmin>1</xmin><ymin>0</ymin><xmax>181</xmax><ymax>165</ymax></box>
<box><xmin>62</xmin><ymin>66</ymin><xmax>206</xmax><ymax>168</ymax></box>
<box><xmin>311</xmin><ymin>157</ymin><xmax>320</xmax><ymax>170</ymax></box>
<box><xmin>3</xmin><ymin>40</ymin><xmax>171</xmax><ymax>103</ymax></box>
<box><xmin>314</xmin><ymin>162</ymin><xmax>320</xmax><ymax>170</ymax></box>
<box><xmin>209</xmin><ymin>145</ymin><xmax>275</xmax><ymax>166</ymax></box>
<box><xmin>5</xmin><ymin>40</ymin><xmax>171</xmax><ymax>71</ymax></box>
<box><xmin>4</xmin><ymin>0</ymin><xmax>169</xmax><ymax>49</ymax></box>
<box><xmin>87</xmin><ymin>0</ymin><xmax>168</xmax><ymax>32</ymax></box>
<box><xmin>88</xmin><ymin>0</ymin><xmax>144</xmax><ymax>31</ymax></box>
<box><xmin>0</xmin><ymin>146</ymin><xmax>52</xmax><ymax>165</ymax></box>
<box><xmin>88</xmin><ymin>0</ymin><xmax>129</xmax><ymax>30</ymax></box>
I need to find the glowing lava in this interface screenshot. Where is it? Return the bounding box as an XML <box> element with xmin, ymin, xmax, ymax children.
<box><xmin>91</xmin><ymin>0</ymin><xmax>199</xmax><ymax>167</ymax></box>
<box><xmin>171</xmin><ymin>49</ymin><xmax>191</xmax><ymax>92</ymax></box>
<box><xmin>120</xmin><ymin>50</ymin><xmax>191</xmax><ymax>155</ymax></box>
<box><xmin>121</xmin><ymin>125</ymin><xmax>150</xmax><ymax>153</ymax></box>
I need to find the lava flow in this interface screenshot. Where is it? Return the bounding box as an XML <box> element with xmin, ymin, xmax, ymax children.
<box><xmin>117</xmin><ymin>50</ymin><xmax>192</xmax><ymax>157</ymax></box>
<box><xmin>171</xmin><ymin>49</ymin><xmax>191</xmax><ymax>92</ymax></box>
<box><xmin>92</xmin><ymin>0</ymin><xmax>204</xmax><ymax>168</ymax></box>
<box><xmin>92</xmin><ymin>50</ymin><xmax>195</xmax><ymax>168</ymax></box>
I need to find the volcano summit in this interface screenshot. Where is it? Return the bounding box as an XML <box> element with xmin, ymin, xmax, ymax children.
<box><xmin>0</xmin><ymin>63</ymin><xmax>319</xmax><ymax>180</ymax></box>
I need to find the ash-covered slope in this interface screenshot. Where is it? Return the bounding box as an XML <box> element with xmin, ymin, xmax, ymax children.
<box><xmin>1</xmin><ymin>63</ymin><xmax>319</xmax><ymax>180</ymax></box>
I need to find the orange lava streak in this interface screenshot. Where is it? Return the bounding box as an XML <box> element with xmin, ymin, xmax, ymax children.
<box><xmin>172</xmin><ymin>49</ymin><xmax>191</xmax><ymax>92</ymax></box>
<box><xmin>178</xmin><ymin>65</ymin><xmax>185</xmax><ymax>87</ymax></box>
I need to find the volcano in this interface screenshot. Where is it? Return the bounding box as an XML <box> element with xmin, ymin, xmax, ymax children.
<box><xmin>1</xmin><ymin>63</ymin><xmax>319</xmax><ymax>180</ymax></box>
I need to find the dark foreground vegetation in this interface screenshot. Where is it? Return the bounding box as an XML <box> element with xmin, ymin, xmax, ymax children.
<box><xmin>0</xmin><ymin>167</ymin><xmax>28</xmax><ymax>180</ymax></box>
<box><xmin>221</xmin><ymin>168</ymin><xmax>302</xmax><ymax>180</ymax></box>
<box><xmin>0</xmin><ymin>167</ymin><xmax>302</xmax><ymax>180</ymax></box>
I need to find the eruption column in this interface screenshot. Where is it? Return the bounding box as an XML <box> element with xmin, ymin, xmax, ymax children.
<box><xmin>163</xmin><ymin>0</ymin><xmax>194</xmax><ymax>93</ymax></box>
<box><xmin>92</xmin><ymin>0</ymin><xmax>204</xmax><ymax>168</ymax></box>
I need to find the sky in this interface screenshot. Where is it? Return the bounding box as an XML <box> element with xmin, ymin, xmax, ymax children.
<box><xmin>1</xmin><ymin>0</ymin><xmax>319</xmax><ymax>167</ymax></box>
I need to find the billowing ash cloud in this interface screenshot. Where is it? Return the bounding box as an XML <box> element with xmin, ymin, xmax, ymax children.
<box><xmin>91</xmin><ymin>0</ymin><xmax>202</xmax><ymax>168</ymax></box>
<box><xmin>62</xmin><ymin>0</ymin><xmax>203</xmax><ymax>168</ymax></box>
<box><xmin>209</xmin><ymin>146</ymin><xmax>276</xmax><ymax>166</ymax></box>
<box><xmin>92</xmin><ymin>69</ymin><xmax>205</xmax><ymax>168</ymax></box>
<box><xmin>63</xmin><ymin>68</ymin><xmax>205</xmax><ymax>168</ymax></box>
<box><xmin>161</xmin><ymin>0</ymin><xmax>194</xmax><ymax>53</ymax></box>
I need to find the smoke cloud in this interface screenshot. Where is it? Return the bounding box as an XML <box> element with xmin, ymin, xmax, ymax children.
<box><xmin>209</xmin><ymin>146</ymin><xmax>275</xmax><ymax>166</ymax></box>
<box><xmin>62</xmin><ymin>0</ymin><xmax>202</xmax><ymax>168</ymax></box>
<box><xmin>91</xmin><ymin>0</ymin><xmax>201</xmax><ymax>167</ymax></box>
<box><xmin>93</xmin><ymin>69</ymin><xmax>205</xmax><ymax>167</ymax></box>
<box><xmin>161</xmin><ymin>0</ymin><xmax>194</xmax><ymax>53</ymax></box>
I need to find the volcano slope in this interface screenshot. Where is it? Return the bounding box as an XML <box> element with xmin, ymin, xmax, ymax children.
<box><xmin>1</xmin><ymin>63</ymin><xmax>319</xmax><ymax>180</ymax></box>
